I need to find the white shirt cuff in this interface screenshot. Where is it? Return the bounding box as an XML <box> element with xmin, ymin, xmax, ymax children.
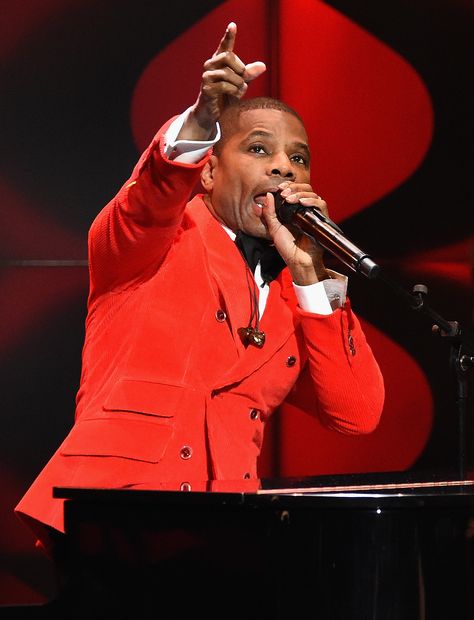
<box><xmin>163</xmin><ymin>107</ymin><xmax>221</xmax><ymax>163</ymax></box>
<box><xmin>293</xmin><ymin>270</ymin><xmax>348</xmax><ymax>315</ymax></box>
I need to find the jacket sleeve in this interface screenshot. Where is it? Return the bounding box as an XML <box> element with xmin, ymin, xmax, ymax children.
<box><xmin>286</xmin><ymin>300</ymin><xmax>385</xmax><ymax>435</ymax></box>
<box><xmin>87</xmin><ymin>117</ymin><xmax>211</xmax><ymax>301</ymax></box>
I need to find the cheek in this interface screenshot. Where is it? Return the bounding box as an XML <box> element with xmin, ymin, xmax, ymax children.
<box><xmin>297</xmin><ymin>169</ymin><xmax>311</xmax><ymax>184</ymax></box>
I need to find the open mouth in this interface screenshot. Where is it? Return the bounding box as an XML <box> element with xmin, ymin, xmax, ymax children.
<box><xmin>252</xmin><ymin>188</ymin><xmax>280</xmax><ymax>210</ymax></box>
<box><xmin>253</xmin><ymin>193</ymin><xmax>268</xmax><ymax>209</ymax></box>
<box><xmin>251</xmin><ymin>193</ymin><xmax>269</xmax><ymax>218</ymax></box>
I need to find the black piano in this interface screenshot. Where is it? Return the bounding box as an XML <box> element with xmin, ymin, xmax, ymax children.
<box><xmin>39</xmin><ymin>472</ymin><xmax>474</xmax><ymax>619</ymax></box>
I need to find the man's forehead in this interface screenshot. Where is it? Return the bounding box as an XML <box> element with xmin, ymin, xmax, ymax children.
<box><xmin>235</xmin><ymin>108</ymin><xmax>308</xmax><ymax>141</ymax></box>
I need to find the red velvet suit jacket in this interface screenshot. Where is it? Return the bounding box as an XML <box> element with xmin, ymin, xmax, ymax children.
<box><xmin>16</xmin><ymin>119</ymin><xmax>384</xmax><ymax>536</ymax></box>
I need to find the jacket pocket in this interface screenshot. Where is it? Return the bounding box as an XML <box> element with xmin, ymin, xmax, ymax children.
<box><xmin>60</xmin><ymin>416</ymin><xmax>173</xmax><ymax>463</ymax></box>
<box><xmin>60</xmin><ymin>378</ymin><xmax>185</xmax><ymax>462</ymax></box>
<box><xmin>102</xmin><ymin>377</ymin><xmax>184</xmax><ymax>417</ymax></box>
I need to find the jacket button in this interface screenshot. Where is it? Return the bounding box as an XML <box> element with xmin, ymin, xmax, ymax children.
<box><xmin>249</xmin><ymin>408</ymin><xmax>260</xmax><ymax>420</ymax></box>
<box><xmin>180</xmin><ymin>446</ymin><xmax>193</xmax><ymax>460</ymax></box>
<box><xmin>215</xmin><ymin>309</ymin><xmax>227</xmax><ymax>322</ymax></box>
<box><xmin>286</xmin><ymin>355</ymin><xmax>297</xmax><ymax>367</ymax></box>
<box><xmin>180</xmin><ymin>482</ymin><xmax>192</xmax><ymax>492</ymax></box>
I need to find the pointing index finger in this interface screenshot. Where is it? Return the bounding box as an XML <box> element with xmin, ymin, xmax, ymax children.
<box><xmin>215</xmin><ymin>21</ymin><xmax>237</xmax><ymax>55</ymax></box>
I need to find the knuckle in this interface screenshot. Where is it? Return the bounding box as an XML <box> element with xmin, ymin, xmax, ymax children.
<box><xmin>202</xmin><ymin>69</ymin><xmax>215</xmax><ymax>83</ymax></box>
<box><xmin>204</xmin><ymin>56</ymin><xmax>218</xmax><ymax>70</ymax></box>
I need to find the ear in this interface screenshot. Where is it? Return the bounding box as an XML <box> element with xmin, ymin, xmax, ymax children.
<box><xmin>200</xmin><ymin>155</ymin><xmax>218</xmax><ymax>192</ymax></box>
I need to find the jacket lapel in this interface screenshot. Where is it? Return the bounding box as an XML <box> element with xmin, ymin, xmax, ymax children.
<box><xmin>187</xmin><ymin>196</ymin><xmax>296</xmax><ymax>387</ymax></box>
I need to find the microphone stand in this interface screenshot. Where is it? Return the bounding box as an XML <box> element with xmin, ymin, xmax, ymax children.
<box><xmin>361</xmin><ymin>263</ymin><xmax>473</xmax><ymax>481</ymax></box>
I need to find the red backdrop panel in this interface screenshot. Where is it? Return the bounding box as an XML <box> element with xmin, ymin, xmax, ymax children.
<box><xmin>278</xmin><ymin>0</ymin><xmax>434</xmax><ymax>219</ymax></box>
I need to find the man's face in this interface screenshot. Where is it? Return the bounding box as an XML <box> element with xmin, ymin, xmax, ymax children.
<box><xmin>201</xmin><ymin>108</ymin><xmax>311</xmax><ymax>239</ymax></box>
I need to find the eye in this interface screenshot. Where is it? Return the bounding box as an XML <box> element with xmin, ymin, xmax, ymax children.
<box><xmin>248</xmin><ymin>144</ymin><xmax>267</xmax><ymax>155</ymax></box>
<box><xmin>291</xmin><ymin>154</ymin><xmax>308</xmax><ymax>166</ymax></box>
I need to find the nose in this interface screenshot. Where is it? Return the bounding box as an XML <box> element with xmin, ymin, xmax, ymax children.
<box><xmin>269</xmin><ymin>152</ymin><xmax>295</xmax><ymax>180</ymax></box>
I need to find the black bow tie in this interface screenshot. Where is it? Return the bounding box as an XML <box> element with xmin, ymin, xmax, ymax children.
<box><xmin>235</xmin><ymin>231</ymin><xmax>286</xmax><ymax>284</ymax></box>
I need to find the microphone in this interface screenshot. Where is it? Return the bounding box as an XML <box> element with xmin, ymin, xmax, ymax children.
<box><xmin>273</xmin><ymin>192</ymin><xmax>380</xmax><ymax>279</ymax></box>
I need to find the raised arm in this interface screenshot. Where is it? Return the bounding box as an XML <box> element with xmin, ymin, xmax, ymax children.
<box><xmin>178</xmin><ymin>22</ymin><xmax>266</xmax><ymax>141</ymax></box>
<box><xmin>88</xmin><ymin>22</ymin><xmax>266</xmax><ymax>299</ymax></box>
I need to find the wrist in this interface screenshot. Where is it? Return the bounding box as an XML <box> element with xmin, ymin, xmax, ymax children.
<box><xmin>289</xmin><ymin>263</ymin><xmax>331</xmax><ymax>286</ymax></box>
<box><xmin>178</xmin><ymin>105</ymin><xmax>217</xmax><ymax>142</ymax></box>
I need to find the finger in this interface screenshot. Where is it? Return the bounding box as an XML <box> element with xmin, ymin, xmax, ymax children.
<box><xmin>242</xmin><ymin>61</ymin><xmax>267</xmax><ymax>82</ymax></box>
<box><xmin>201</xmin><ymin>80</ymin><xmax>247</xmax><ymax>102</ymax></box>
<box><xmin>299</xmin><ymin>196</ymin><xmax>329</xmax><ymax>217</ymax></box>
<box><xmin>279</xmin><ymin>183</ymin><xmax>312</xmax><ymax>197</ymax></box>
<box><xmin>280</xmin><ymin>190</ymin><xmax>329</xmax><ymax>218</ymax></box>
<box><xmin>203</xmin><ymin>66</ymin><xmax>246</xmax><ymax>89</ymax></box>
<box><xmin>214</xmin><ymin>21</ymin><xmax>237</xmax><ymax>56</ymax></box>
<box><xmin>204</xmin><ymin>52</ymin><xmax>246</xmax><ymax>78</ymax></box>
<box><xmin>283</xmin><ymin>192</ymin><xmax>324</xmax><ymax>204</ymax></box>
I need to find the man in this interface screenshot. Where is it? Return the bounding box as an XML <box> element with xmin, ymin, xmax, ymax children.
<box><xmin>16</xmin><ymin>22</ymin><xmax>384</xmax><ymax>543</ymax></box>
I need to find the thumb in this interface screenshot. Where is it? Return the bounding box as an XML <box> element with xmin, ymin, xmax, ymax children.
<box><xmin>243</xmin><ymin>61</ymin><xmax>267</xmax><ymax>83</ymax></box>
<box><xmin>261</xmin><ymin>192</ymin><xmax>283</xmax><ymax>237</ymax></box>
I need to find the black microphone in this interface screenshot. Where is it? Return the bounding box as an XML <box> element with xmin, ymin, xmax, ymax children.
<box><xmin>274</xmin><ymin>192</ymin><xmax>380</xmax><ymax>279</ymax></box>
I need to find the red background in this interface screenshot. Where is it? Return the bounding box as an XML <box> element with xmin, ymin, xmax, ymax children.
<box><xmin>0</xmin><ymin>0</ymin><xmax>472</xmax><ymax>605</ymax></box>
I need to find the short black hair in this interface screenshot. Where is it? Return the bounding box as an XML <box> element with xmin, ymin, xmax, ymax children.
<box><xmin>213</xmin><ymin>97</ymin><xmax>305</xmax><ymax>155</ymax></box>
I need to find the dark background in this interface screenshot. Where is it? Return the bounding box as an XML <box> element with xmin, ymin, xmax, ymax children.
<box><xmin>0</xmin><ymin>0</ymin><xmax>472</xmax><ymax>605</ymax></box>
